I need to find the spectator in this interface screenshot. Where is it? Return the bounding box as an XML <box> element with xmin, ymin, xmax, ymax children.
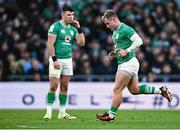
<box><xmin>0</xmin><ymin>0</ymin><xmax>179</xmax><ymax>81</ymax></box>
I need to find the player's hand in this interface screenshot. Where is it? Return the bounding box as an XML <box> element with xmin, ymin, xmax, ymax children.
<box><xmin>108</xmin><ymin>51</ymin><xmax>116</xmax><ymax>60</ymax></box>
<box><xmin>71</xmin><ymin>20</ymin><xmax>80</xmax><ymax>28</ymax></box>
<box><xmin>118</xmin><ymin>49</ymin><xmax>128</xmax><ymax>57</ymax></box>
<box><xmin>53</xmin><ymin>61</ymin><xmax>60</xmax><ymax>69</ymax></box>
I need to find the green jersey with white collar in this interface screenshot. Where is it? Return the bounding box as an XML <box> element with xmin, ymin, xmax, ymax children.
<box><xmin>112</xmin><ymin>23</ymin><xmax>135</xmax><ymax>64</ymax></box>
<box><xmin>48</xmin><ymin>21</ymin><xmax>78</xmax><ymax>59</ymax></box>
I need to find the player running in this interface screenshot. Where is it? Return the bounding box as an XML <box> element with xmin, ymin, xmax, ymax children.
<box><xmin>96</xmin><ymin>9</ymin><xmax>172</xmax><ymax>122</ymax></box>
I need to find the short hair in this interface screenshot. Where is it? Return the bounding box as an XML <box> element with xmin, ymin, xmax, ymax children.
<box><xmin>61</xmin><ymin>4</ymin><xmax>74</xmax><ymax>12</ymax></box>
<box><xmin>102</xmin><ymin>9</ymin><xmax>118</xmax><ymax>21</ymax></box>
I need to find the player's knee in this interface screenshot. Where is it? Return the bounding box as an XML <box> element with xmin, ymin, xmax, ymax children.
<box><xmin>60</xmin><ymin>85</ymin><xmax>68</xmax><ymax>93</ymax></box>
<box><xmin>50</xmin><ymin>86</ymin><xmax>57</xmax><ymax>92</ymax></box>
<box><xmin>50</xmin><ymin>79</ymin><xmax>58</xmax><ymax>92</ymax></box>
<box><xmin>52</xmin><ymin>78</ymin><xmax>59</xmax><ymax>84</ymax></box>
<box><xmin>113</xmin><ymin>86</ymin><xmax>121</xmax><ymax>94</ymax></box>
<box><xmin>60</xmin><ymin>83</ymin><xmax>68</xmax><ymax>93</ymax></box>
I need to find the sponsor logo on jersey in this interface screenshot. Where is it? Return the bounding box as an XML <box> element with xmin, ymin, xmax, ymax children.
<box><xmin>116</xmin><ymin>34</ymin><xmax>119</xmax><ymax>39</ymax></box>
<box><xmin>62</xmin><ymin>42</ymin><xmax>71</xmax><ymax>45</ymax></box>
<box><xmin>65</xmin><ymin>36</ymin><xmax>71</xmax><ymax>42</ymax></box>
<box><xmin>70</xmin><ymin>31</ymin><xmax>74</xmax><ymax>36</ymax></box>
<box><xmin>61</xmin><ymin>29</ymin><xmax>65</xmax><ymax>33</ymax></box>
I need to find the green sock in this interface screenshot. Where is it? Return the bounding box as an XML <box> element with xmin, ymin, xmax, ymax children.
<box><xmin>109</xmin><ymin>106</ymin><xmax>118</xmax><ymax>118</ymax></box>
<box><xmin>47</xmin><ymin>92</ymin><xmax>55</xmax><ymax>104</ymax></box>
<box><xmin>59</xmin><ymin>93</ymin><xmax>67</xmax><ymax>106</ymax></box>
<box><xmin>139</xmin><ymin>84</ymin><xmax>161</xmax><ymax>94</ymax></box>
<box><xmin>59</xmin><ymin>93</ymin><xmax>67</xmax><ymax>115</ymax></box>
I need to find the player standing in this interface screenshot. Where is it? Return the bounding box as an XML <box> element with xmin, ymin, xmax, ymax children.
<box><xmin>44</xmin><ymin>4</ymin><xmax>85</xmax><ymax>120</ymax></box>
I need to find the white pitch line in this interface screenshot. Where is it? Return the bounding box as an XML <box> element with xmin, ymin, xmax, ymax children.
<box><xmin>17</xmin><ymin>125</ymin><xmax>40</xmax><ymax>129</ymax></box>
<box><xmin>17</xmin><ymin>125</ymin><xmax>28</xmax><ymax>128</ymax></box>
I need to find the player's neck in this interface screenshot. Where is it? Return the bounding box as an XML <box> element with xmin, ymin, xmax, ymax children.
<box><xmin>60</xmin><ymin>20</ymin><xmax>70</xmax><ymax>27</ymax></box>
<box><xmin>115</xmin><ymin>21</ymin><xmax>121</xmax><ymax>30</ymax></box>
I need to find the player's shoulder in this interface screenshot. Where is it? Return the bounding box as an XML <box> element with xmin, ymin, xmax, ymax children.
<box><xmin>121</xmin><ymin>23</ymin><xmax>134</xmax><ymax>32</ymax></box>
<box><xmin>50</xmin><ymin>21</ymin><xmax>61</xmax><ymax>28</ymax></box>
<box><xmin>121</xmin><ymin>23</ymin><xmax>131</xmax><ymax>29</ymax></box>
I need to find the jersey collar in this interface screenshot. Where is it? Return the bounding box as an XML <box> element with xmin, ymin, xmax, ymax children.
<box><xmin>60</xmin><ymin>21</ymin><xmax>70</xmax><ymax>28</ymax></box>
<box><xmin>116</xmin><ymin>22</ymin><xmax>123</xmax><ymax>31</ymax></box>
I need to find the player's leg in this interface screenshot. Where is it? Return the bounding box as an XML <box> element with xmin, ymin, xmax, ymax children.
<box><xmin>127</xmin><ymin>77</ymin><xmax>172</xmax><ymax>102</ymax></box>
<box><xmin>44</xmin><ymin>77</ymin><xmax>59</xmax><ymax>119</ymax></box>
<box><xmin>58</xmin><ymin>75</ymin><xmax>76</xmax><ymax>119</ymax></box>
<box><xmin>44</xmin><ymin>58</ymin><xmax>61</xmax><ymax>119</ymax></box>
<box><xmin>58</xmin><ymin>75</ymin><xmax>74</xmax><ymax>119</ymax></box>
<box><xmin>120</xmin><ymin>57</ymin><xmax>170</xmax><ymax>99</ymax></box>
<box><xmin>96</xmin><ymin>70</ymin><xmax>131</xmax><ymax>122</ymax></box>
<box><xmin>110</xmin><ymin>71</ymin><xmax>131</xmax><ymax>115</ymax></box>
<box><xmin>58</xmin><ymin>58</ymin><xmax>76</xmax><ymax>119</ymax></box>
<box><xmin>127</xmin><ymin>77</ymin><xmax>161</xmax><ymax>94</ymax></box>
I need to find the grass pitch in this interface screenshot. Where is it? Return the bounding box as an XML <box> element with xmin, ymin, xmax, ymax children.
<box><xmin>0</xmin><ymin>110</ymin><xmax>180</xmax><ymax>129</ymax></box>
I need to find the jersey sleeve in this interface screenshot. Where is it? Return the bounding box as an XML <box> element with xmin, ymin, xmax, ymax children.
<box><xmin>74</xmin><ymin>27</ymin><xmax>78</xmax><ymax>36</ymax></box>
<box><xmin>48</xmin><ymin>24</ymin><xmax>59</xmax><ymax>36</ymax></box>
<box><xmin>123</xmin><ymin>24</ymin><xmax>135</xmax><ymax>39</ymax></box>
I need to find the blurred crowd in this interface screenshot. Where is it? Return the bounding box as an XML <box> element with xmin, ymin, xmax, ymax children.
<box><xmin>0</xmin><ymin>0</ymin><xmax>179</xmax><ymax>81</ymax></box>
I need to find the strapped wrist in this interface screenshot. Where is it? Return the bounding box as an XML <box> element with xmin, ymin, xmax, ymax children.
<box><xmin>77</xmin><ymin>28</ymin><xmax>82</xmax><ymax>33</ymax></box>
<box><xmin>52</xmin><ymin>56</ymin><xmax>57</xmax><ymax>62</ymax></box>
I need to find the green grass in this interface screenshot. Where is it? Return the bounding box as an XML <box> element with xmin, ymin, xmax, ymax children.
<box><xmin>0</xmin><ymin>110</ymin><xmax>180</xmax><ymax>129</ymax></box>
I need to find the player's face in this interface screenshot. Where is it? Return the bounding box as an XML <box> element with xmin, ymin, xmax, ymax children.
<box><xmin>103</xmin><ymin>18</ymin><xmax>116</xmax><ymax>31</ymax></box>
<box><xmin>62</xmin><ymin>11</ymin><xmax>74</xmax><ymax>24</ymax></box>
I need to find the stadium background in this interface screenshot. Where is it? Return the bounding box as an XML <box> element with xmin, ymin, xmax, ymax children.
<box><xmin>0</xmin><ymin>0</ymin><xmax>180</xmax><ymax>129</ymax></box>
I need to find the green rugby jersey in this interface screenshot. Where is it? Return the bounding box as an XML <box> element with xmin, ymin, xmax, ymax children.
<box><xmin>48</xmin><ymin>21</ymin><xmax>78</xmax><ymax>59</ymax></box>
<box><xmin>112</xmin><ymin>23</ymin><xmax>135</xmax><ymax>64</ymax></box>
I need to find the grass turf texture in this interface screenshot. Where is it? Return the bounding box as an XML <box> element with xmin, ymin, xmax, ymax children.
<box><xmin>0</xmin><ymin>110</ymin><xmax>179</xmax><ymax>129</ymax></box>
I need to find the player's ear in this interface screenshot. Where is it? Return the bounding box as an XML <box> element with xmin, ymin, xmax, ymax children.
<box><xmin>101</xmin><ymin>16</ymin><xmax>105</xmax><ymax>22</ymax></box>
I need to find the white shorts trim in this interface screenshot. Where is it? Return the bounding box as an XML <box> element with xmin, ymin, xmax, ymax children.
<box><xmin>49</xmin><ymin>57</ymin><xmax>73</xmax><ymax>78</ymax></box>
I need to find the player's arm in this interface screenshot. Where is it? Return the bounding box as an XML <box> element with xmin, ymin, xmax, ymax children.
<box><xmin>126</xmin><ymin>33</ymin><xmax>143</xmax><ymax>52</ymax></box>
<box><xmin>76</xmin><ymin>32</ymin><xmax>85</xmax><ymax>46</ymax></box>
<box><xmin>118</xmin><ymin>26</ymin><xmax>143</xmax><ymax>57</ymax></box>
<box><xmin>48</xmin><ymin>33</ymin><xmax>60</xmax><ymax>69</ymax></box>
<box><xmin>48</xmin><ymin>34</ymin><xmax>56</xmax><ymax>57</ymax></box>
<box><xmin>118</xmin><ymin>33</ymin><xmax>143</xmax><ymax>57</ymax></box>
<box><xmin>72</xmin><ymin>20</ymin><xmax>85</xmax><ymax>46</ymax></box>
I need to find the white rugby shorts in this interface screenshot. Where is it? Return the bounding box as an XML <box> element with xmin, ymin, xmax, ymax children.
<box><xmin>49</xmin><ymin>57</ymin><xmax>73</xmax><ymax>78</ymax></box>
<box><xmin>117</xmin><ymin>57</ymin><xmax>139</xmax><ymax>79</ymax></box>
